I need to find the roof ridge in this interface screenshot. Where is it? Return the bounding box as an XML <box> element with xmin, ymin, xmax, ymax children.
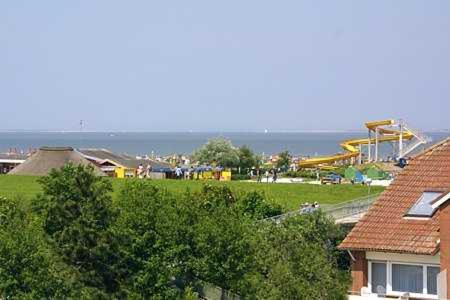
<box><xmin>411</xmin><ymin>136</ymin><xmax>450</xmax><ymax>160</ymax></box>
<box><xmin>79</xmin><ymin>148</ymin><xmax>112</xmax><ymax>152</ymax></box>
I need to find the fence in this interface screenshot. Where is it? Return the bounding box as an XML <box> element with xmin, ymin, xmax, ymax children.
<box><xmin>265</xmin><ymin>193</ymin><xmax>381</xmax><ymax>223</ymax></box>
<box><xmin>322</xmin><ymin>193</ymin><xmax>380</xmax><ymax>221</ymax></box>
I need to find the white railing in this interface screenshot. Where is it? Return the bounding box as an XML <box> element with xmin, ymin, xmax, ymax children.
<box><xmin>398</xmin><ymin>120</ymin><xmax>431</xmax><ymax>157</ymax></box>
<box><xmin>265</xmin><ymin>193</ymin><xmax>381</xmax><ymax>223</ymax></box>
<box><xmin>322</xmin><ymin>193</ymin><xmax>379</xmax><ymax>220</ymax></box>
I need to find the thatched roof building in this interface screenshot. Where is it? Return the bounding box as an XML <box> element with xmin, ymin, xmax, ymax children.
<box><xmin>8</xmin><ymin>147</ymin><xmax>105</xmax><ymax>176</ymax></box>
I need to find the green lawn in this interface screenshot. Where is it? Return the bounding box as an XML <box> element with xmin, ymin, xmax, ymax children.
<box><xmin>0</xmin><ymin>175</ymin><xmax>384</xmax><ymax>211</ymax></box>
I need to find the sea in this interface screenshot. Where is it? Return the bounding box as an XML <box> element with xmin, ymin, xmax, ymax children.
<box><xmin>0</xmin><ymin>131</ymin><xmax>448</xmax><ymax>157</ymax></box>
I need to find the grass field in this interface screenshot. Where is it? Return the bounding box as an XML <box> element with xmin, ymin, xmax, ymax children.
<box><xmin>0</xmin><ymin>175</ymin><xmax>384</xmax><ymax>211</ymax></box>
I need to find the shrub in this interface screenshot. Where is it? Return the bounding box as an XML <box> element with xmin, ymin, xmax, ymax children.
<box><xmin>285</xmin><ymin>170</ymin><xmax>318</xmax><ymax>179</ymax></box>
<box><xmin>34</xmin><ymin>164</ymin><xmax>122</xmax><ymax>296</ymax></box>
<box><xmin>0</xmin><ymin>166</ymin><xmax>351</xmax><ymax>299</ymax></box>
<box><xmin>0</xmin><ymin>196</ymin><xmax>72</xmax><ymax>298</ymax></box>
<box><xmin>231</xmin><ymin>174</ymin><xmax>251</xmax><ymax>181</ymax></box>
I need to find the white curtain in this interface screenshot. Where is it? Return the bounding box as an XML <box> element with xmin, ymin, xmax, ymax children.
<box><xmin>371</xmin><ymin>262</ymin><xmax>386</xmax><ymax>294</ymax></box>
<box><xmin>427</xmin><ymin>266</ymin><xmax>439</xmax><ymax>295</ymax></box>
<box><xmin>392</xmin><ymin>264</ymin><xmax>423</xmax><ymax>293</ymax></box>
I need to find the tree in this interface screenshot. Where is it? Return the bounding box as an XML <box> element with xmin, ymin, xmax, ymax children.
<box><xmin>0</xmin><ymin>165</ymin><xmax>350</xmax><ymax>299</ymax></box>
<box><xmin>237</xmin><ymin>145</ymin><xmax>257</xmax><ymax>174</ymax></box>
<box><xmin>276</xmin><ymin>150</ymin><xmax>292</xmax><ymax>170</ymax></box>
<box><xmin>178</xmin><ymin>185</ymin><xmax>257</xmax><ymax>293</ymax></box>
<box><xmin>34</xmin><ymin>164</ymin><xmax>122</xmax><ymax>296</ymax></box>
<box><xmin>191</xmin><ymin>205</ymin><xmax>256</xmax><ymax>293</ymax></box>
<box><xmin>0</xmin><ymin>196</ymin><xmax>72</xmax><ymax>298</ymax></box>
<box><xmin>251</xmin><ymin>212</ymin><xmax>350</xmax><ymax>299</ymax></box>
<box><xmin>237</xmin><ymin>191</ymin><xmax>282</xmax><ymax>220</ymax></box>
<box><xmin>113</xmin><ymin>180</ymin><xmax>180</xmax><ymax>298</ymax></box>
<box><xmin>192</xmin><ymin>138</ymin><xmax>239</xmax><ymax>168</ymax></box>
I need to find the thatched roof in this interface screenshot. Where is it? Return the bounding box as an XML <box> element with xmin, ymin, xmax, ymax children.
<box><xmin>8</xmin><ymin>147</ymin><xmax>105</xmax><ymax>176</ymax></box>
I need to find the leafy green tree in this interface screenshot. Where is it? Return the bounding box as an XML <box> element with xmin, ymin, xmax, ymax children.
<box><xmin>251</xmin><ymin>212</ymin><xmax>350</xmax><ymax>299</ymax></box>
<box><xmin>237</xmin><ymin>145</ymin><xmax>256</xmax><ymax>174</ymax></box>
<box><xmin>0</xmin><ymin>165</ymin><xmax>350</xmax><ymax>299</ymax></box>
<box><xmin>113</xmin><ymin>180</ymin><xmax>180</xmax><ymax>298</ymax></box>
<box><xmin>192</xmin><ymin>138</ymin><xmax>239</xmax><ymax>168</ymax></box>
<box><xmin>0</xmin><ymin>197</ymin><xmax>72</xmax><ymax>299</ymax></box>
<box><xmin>237</xmin><ymin>191</ymin><xmax>282</xmax><ymax>219</ymax></box>
<box><xmin>276</xmin><ymin>150</ymin><xmax>292</xmax><ymax>170</ymax></box>
<box><xmin>196</xmin><ymin>184</ymin><xmax>236</xmax><ymax>209</ymax></box>
<box><xmin>254</xmin><ymin>154</ymin><xmax>263</xmax><ymax>169</ymax></box>
<box><xmin>191</xmin><ymin>205</ymin><xmax>256</xmax><ymax>293</ymax></box>
<box><xmin>34</xmin><ymin>164</ymin><xmax>122</xmax><ymax>296</ymax></box>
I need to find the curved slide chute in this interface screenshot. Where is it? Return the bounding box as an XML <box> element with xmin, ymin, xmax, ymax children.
<box><xmin>298</xmin><ymin>119</ymin><xmax>415</xmax><ymax>168</ymax></box>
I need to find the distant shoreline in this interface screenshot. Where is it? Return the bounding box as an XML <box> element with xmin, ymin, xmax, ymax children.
<box><xmin>1</xmin><ymin>131</ymin><xmax>448</xmax><ymax>157</ymax></box>
<box><xmin>0</xmin><ymin>129</ymin><xmax>449</xmax><ymax>134</ymax></box>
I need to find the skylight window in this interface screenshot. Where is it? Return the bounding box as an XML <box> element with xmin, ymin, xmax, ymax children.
<box><xmin>406</xmin><ymin>191</ymin><xmax>443</xmax><ymax>217</ymax></box>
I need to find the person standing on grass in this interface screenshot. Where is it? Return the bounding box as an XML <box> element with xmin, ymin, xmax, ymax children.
<box><xmin>272</xmin><ymin>169</ymin><xmax>278</xmax><ymax>183</ymax></box>
<box><xmin>146</xmin><ymin>163</ymin><xmax>152</xmax><ymax>178</ymax></box>
<box><xmin>265</xmin><ymin>170</ymin><xmax>270</xmax><ymax>183</ymax></box>
<box><xmin>175</xmin><ymin>166</ymin><xmax>182</xmax><ymax>179</ymax></box>
<box><xmin>137</xmin><ymin>164</ymin><xmax>144</xmax><ymax>179</ymax></box>
<box><xmin>257</xmin><ymin>168</ymin><xmax>262</xmax><ymax>183</ymax></box>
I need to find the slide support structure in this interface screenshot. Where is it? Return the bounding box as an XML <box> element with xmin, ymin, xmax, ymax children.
<box><xmin>399</xmin><ymin>123</ymin><xmax>403</xmax><ymax>158</ymax></box>
<box><xmin>358</xmin><ymin>144</ymin><xmax>362</xmax><ymax>165</ymax></box>
<box><xmin>375</xmin><ymin>127</ymin><xmax>379</xmax><ymax>162</ymax></box>
<box><xmin>297</xmin><ymin>119</ymin><xmax>427</xmax><ymax>168</ymax></box>
<box><xmin>368</xmin><ymin>129</ymin><xmax>371</xmax><ymax>162</ymax></box>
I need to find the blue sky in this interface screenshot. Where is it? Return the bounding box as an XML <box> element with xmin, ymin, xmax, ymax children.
<box><xmin>1</xmin><ymin>1</ymin><xmax>449</xmax><ymax>131</ymax></box>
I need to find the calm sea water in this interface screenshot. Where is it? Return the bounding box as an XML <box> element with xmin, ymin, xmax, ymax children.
<box><xmin>0</xmin><ymin>132</ymin><xmax>448</xmax><ymax>157</ymax></box>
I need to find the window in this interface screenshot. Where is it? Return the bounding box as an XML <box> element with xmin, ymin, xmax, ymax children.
<box><xmin>427</xmin><ymin>266</ymin><xmax>439</xmax><ymax>295</ymax></box>
<box><xmin>371</xmin><ymin>262</ymin><xmax>386</xmax><ymax>293</ymax></box>
<box><xmin>406</xmin><ymin>191</ymin><xmax>443</xmax><ymax>217</ymax></box>
<box><xmin>392</xmin><ymin>264</ymin><xmax>422</xmax><ymax>293</ymax></box>
<box><xmin>369</xmin><ymin>261</ymin><xmax>439</xmax><ymax>298</ymax></box>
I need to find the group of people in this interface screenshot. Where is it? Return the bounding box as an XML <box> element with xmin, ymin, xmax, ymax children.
<box><xmin>175</xmin><ymin>166</ymin><xmax>195</xmax><ymax>179</ymax></box>
<box><xmin>174</xmin><ymin>166</ymin><xmax>213</xmax><ymax>180</ymax></box>
<box><xmin>300</xmin><ymin>202</ymin><xmax>320</xmax><ymax>213</ymax></box>
<box><xmin>255</xmin><ymin>168</ymin><xmax>278</xmax><ymax>183</ymax></box>
<box><xmin>137</xmin><ymin>163</ymin><xmax>152</xmax><ymax>179</ymax></box>
<box><xmin>136</xmin><ymin>164</ymin><xmax>196</xmax><ymax>180</ymax></box>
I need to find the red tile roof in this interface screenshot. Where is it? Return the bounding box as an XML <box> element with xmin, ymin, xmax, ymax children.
<box><xmin>339</xmin><ymin>137</ymin><xmax>450</xmax><ymax>255</ymax></box>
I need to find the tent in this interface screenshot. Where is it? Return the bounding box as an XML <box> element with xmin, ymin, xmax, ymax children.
<box><xmin>366</xmin><ymin>166</ymin><xmax>388</xmax><ymax>180</ymax></box>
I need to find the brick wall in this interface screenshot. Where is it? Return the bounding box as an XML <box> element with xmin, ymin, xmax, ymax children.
<box><xmin>439</xmin><ymin>201</ymin><xmax>450</xmax><ymax>298</ymax></box>
<box><xmin>350</xmin><ymin>250</ymin><xmax>368</xmax><ymax>295</ymax></box>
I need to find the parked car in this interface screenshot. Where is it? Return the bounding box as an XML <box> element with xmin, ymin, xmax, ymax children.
<box><xmin>321</xmin><ymin>173</ymin><xmax>342</xmax><ymax>185</ymax></box>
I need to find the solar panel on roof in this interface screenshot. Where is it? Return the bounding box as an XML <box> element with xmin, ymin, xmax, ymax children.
<box><xmin>406</xmin><ymin>191</ymin><xmax>443</xmax><ymax>217</ymax></box>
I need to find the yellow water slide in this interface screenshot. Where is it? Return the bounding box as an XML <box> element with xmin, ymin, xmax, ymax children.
<box><xmin>298</xmin><ymin>119</ymin><xmax>414</xmax><ymax>168</ymax></box>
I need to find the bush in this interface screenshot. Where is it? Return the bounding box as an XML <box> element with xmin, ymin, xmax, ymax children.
<box><xmin>34</xmin><ymin>164</ymin><xmax>122</xmax><ymax>296</ymax></box>
<box><xmin>237</xmin><ymin>191</ymin><xmax>283</xmax><ymax>219</ymax></box>
<box><xmin>0</xmin><ymin>197</ymin><xmax>73</xmax><ymax>298</ymax></box>
<box><xmin>285</xmin><ymin>170</ymin><xmax>318</xmax><ymax>179</ymax></box>
<box><xmin>0</xmin><ymin>166</ymin><xmax>351</xmax><ymax>299</ymax></box>
<box><xmin>251</xmin><ymin>212</ymin><xmax>350</xmax><ymax>299</ymax></box>
<box><xmin>231</xmin><ymin>174</ymin><xmax>251</xmax><ymax>181</ymax></box>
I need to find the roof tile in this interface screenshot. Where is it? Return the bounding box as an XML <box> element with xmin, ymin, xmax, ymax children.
<box><xmin>339</xmin><ymin>138</ymin><xmax>450</xmax><ymax>255</ymax></box>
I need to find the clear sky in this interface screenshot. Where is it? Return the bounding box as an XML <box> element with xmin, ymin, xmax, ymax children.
<box><xmin>1</xmin><ymin>1</ymin><xmax>449</xmax><ymax>132</ymax></box>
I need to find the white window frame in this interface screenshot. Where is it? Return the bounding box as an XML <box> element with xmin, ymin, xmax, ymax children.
<box><xmin>368</xmin><ymin>260</ymin><xmax>439</xmax><ymax>300</ymax></box>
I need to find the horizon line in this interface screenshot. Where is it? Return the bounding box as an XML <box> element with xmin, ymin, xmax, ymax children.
<box><xmin>0</xmin><ymin>129</ymin><xmax>449</xmax><ymax>134</ymax></box>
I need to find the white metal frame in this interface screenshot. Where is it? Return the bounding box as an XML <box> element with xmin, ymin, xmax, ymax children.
<box><xmin>368</xmin><ymin>260</ymin><xmax>439</xmax><ymax>299</ymax></box>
